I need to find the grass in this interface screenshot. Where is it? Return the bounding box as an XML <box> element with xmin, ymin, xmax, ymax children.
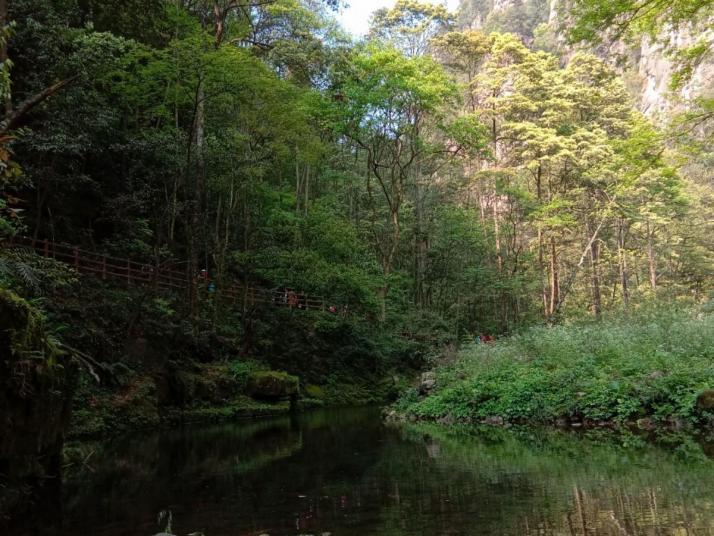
<box><xmin>394</xmin><ymin>307</ymin><xmax>714</xmax><ymax>426</ymax></box>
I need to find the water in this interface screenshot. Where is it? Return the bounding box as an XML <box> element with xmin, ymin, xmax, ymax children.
<box><xmin>10</xmin><ymin>407</ymin><xmax>714</xmax><ymax>535</ymax></box>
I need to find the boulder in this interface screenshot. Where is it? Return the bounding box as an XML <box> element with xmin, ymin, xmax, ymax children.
<box><xmin>482</xmin><ymin>416</ymin><xmax>504</xmax><ymax>426</ymax></box>
<box><xmin>419</xmin><ymin>371</ymin><xmax>436</xmax><ymax>394</ymax></box>
<box><xmin>636</xmin><ymin>417</ymin><xmax>655</xmax><ymax>430</ymax></box>
<box><xmin>246</xmin><ymin>371</ymin><xmax>299</xmax><ymax>401</ymax></box>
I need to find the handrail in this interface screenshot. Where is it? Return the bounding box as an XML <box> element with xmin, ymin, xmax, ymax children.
<box><xmin>3</xmin><ymin>236</ymin><xmax>329</xmax><ymax>312</ymax></box>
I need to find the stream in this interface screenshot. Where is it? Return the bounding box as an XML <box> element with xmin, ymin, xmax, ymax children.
<box><xmin>10</xmin><ymin>406</ymin><xmax>714</xmax><ymax>535</ymax></box>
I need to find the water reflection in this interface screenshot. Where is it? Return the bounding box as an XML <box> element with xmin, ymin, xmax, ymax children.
<box><xmin>7</xmin><ymin>407</ymin><xmax>714</xmax><ymax>535</ymax></box>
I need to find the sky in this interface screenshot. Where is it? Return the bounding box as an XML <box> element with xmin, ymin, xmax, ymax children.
<box><xmin>336</xmin><ymin>0</ymin><xmax>460</xmax><ymax>37</ymax></box>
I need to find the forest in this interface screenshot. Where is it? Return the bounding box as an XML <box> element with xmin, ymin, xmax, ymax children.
<box><xmin>0</xmin><ymin>0</ymin><xmax>712</xmax><ymax>530</ymax></box>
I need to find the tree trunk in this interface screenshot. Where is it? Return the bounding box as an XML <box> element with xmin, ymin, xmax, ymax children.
<box><xmin>647</xmin><ymin>220</ymin><xmax>657</xmax><ymax>291</ymax></box>
<box><xmin>0</xmin><ymin>0</ymin><xmax>11</xmax><ymax>116</ymax></box>
<box><xmin>618</xmin><ymin>220</ymin><xmax>630</xmax><ymax>308</ymax></box>
<box><xmin>588</xmin><ymin>222</ymin><xmax>601</xmax><ymax>319</ymax></box>
<box><xmin>414</xmin><ymin>168</ymin><xmax>428</xmax><ymax>309</ymax></box>
<box><xmin>295</xmin><ymin>158</ymin><xmax>301</xmax><ymax>213</ymax></box>
<box><xmin>304</xmin><ymin>163</ymin><xmax>309</xmax><ymax>215</ymax></box>
<box><xmin>536</xmin><ymin>165</ymin><xmax>548</xmax><ymax>316</ymax></box>
<box><xmin>493</xmin><ymin>200</ymin><xmax>502</xmax><ymax>272</ymax></box>
<box><xmin>549</xmin><ymin>237</ymin><xmax>559</xmax><ymax>317</ymax></box>
<box><xmin>189</xmin><ymin>77</ymin><xmax>206</xmax><ymax>322</ymax></box>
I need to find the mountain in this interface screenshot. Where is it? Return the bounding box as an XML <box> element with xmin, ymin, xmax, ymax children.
<box><xmin>456</xmin><ymin>0</ymin><xmax>714</xmax><ymax>122</ymax></box>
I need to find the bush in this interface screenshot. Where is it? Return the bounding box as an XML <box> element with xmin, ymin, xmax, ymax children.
<box><xmin>395</xmin><ymin>307</ymin><xmax>714</xmax><ymax>426</ymax></box>
<box><xmin>245</xmin><ymin>370</ymin><xmax>299</xmax><ymax>400</ymax></box>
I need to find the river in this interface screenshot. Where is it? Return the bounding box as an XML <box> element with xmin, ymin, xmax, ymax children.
<box><xmin>10</xmin><ymin>407</ymin><xmax>714</xmax><ymax>535</ymax></box>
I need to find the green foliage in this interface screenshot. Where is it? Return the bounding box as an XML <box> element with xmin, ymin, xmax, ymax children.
<box><xmin>246</xmin><ymin>370</ymin><xmax>299</xmax><ymax>399</ymax></box>
<box><xmin>0</xmin><ymin>0</ymin><xmax>711</xmax><ymax>448</ymax></box>
<box><xmin>304</xmin><ymin>383</ymin><xmax>326</xmax><ymax>399</ymax></box>
<box><xmin>568</xmin><ymin>0</ymin><xmax>714</xmax><ymax>88</ymax></box>
<box><xmin>0</xmin><ymin>248</ymin><xmax>78</xmax><ymax>296</ymax></box>
<box><xmin>230</xmin><ymin>359</ymin><xmax>267</xmax><ymax>387</ymax></box>
<box><xmin>369</xmin><ymin>0</ymin><xmax>454</xmax><ymax>56</ymax></box>
<box><xmin>396</xmin><ymin>307</ymin><xmax>714</xmax><ymax>425</ymax></box>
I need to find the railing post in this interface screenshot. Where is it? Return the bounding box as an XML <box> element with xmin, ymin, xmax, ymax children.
<box><xmin>127</xmin><ymin>259</ymin><xmax>131</xmax><ymax>285</ymax></box>
<box><xmin>73</xmin><ymin>247</ymin><xmax>79</xmax><ymax>270</ymax></box>
<box><xmin>102</xmin><ymin>255</ymin><xmax>107</xmax><ymax>280</ymax></box>
<box><xmin>43</xmin><ymin>239</ymin><xmax>49</xmax><ymax>258</ymax></box>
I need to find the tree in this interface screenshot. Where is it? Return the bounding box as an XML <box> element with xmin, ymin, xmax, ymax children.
<box><xmin>332</xmin><ymin>44</ymin><xmax>456</xmax><ymax>321</ymax></box>
<box><xmin>369</xmin><ymin>0</ymin><xmax>453</xmax><ymax>57</ymax></box>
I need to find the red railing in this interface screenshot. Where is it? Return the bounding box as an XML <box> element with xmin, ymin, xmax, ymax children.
<box><xmin>5</xmin><ymin>236</ymin><xmax>328</xmax><ymax>311</ymax></box>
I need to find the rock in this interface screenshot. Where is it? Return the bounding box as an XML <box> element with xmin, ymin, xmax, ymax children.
<box><xmin>555</xmin><ymin>418</ymin><xmax>568</xmax><ymax>427</ymax></box>
<box><xmin>636</xmin><ymin>418</ymin><xmax>655</xmax><ymax>430</ymax></box>
<box><xmin>246</xmin><ymin>370</ymin><xmax>299</xmax><ymax>401</ymax></box>
<box><xmin>419</xmin><ymin>371</ymin><xmax>436</xmax><ymax>394</ymax></box>
<box><xmin>383</xmin><ymin>409</ymin><xmax>397</xmax><ymax>421</ymax></box>
<box><xmin>482</xmin><ymin>416</ymin><xmax>504</xmax><ymax>426</ymax></box>
<box><xmin>649</xmin><ymin>370</ymin><xmax>666</xmax><ymax>380</ymax></box>
<box><xmin>437</xmin><ymin>414</ymin><xmax>455</xmax><ymax>425</ymax></box>
<box><xmin>697</xmin><ymin>390</ymin><xmax>714</xmax><ymax>411</ymax></box>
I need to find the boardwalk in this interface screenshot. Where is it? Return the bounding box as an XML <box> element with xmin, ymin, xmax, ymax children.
<box><xmin>5</xmin><ymin>236</ymin><xmax>327</xmax><ymax>311</ymax></box>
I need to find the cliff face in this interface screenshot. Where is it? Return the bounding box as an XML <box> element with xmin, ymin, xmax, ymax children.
<box><xmin>637</xmin><ymin>31</ymin><xmax>713</xmax><ymax>120</ymax></box>
<box><xmin>457</xmin><ymin>0</ymin><xmax>714</xmax><ymax>121</ymax></box>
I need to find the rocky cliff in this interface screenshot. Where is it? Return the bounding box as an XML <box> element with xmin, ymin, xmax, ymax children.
<box><xmin>457</xmin><ymin>0</ymin><xmax>714</xmax><ymax>121</ymax></box>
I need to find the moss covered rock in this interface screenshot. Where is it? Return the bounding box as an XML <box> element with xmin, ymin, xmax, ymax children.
<box><xmin>246</xmin><ymin>370</ymin><xmax>299</xmax><ymax>400</ymax></box>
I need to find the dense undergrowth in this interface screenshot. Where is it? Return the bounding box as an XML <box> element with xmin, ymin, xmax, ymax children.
<box><xmin>394</xmin><ymin>306</ymin><xmax>714</xmax><ymax>427</ymax></box>
<box><xmin>46</xmin><ymin>278</ymin><xmax>420</xmax><ymax>437</ymax></box>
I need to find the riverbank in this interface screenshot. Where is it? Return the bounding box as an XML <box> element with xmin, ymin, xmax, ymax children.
<box><xmin>391</xmin><ymin>307</ymin><xmax>714</xmax><ymax>430</ymax></box>
<box><xmin>30</xmin><ymin>279</ymin><xmax>414</xmax><ymax>439</ymax></box>
<box><xmin>69</xmin><ymin>358</ymin><xmax>401</xmax><ymax>439</ymax></box>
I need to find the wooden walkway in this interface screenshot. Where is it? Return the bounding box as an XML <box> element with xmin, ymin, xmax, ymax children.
<box><xmin>4</xmin><ymin>236</ymin><xmax>328</xmax><ymax>311</ymax></box>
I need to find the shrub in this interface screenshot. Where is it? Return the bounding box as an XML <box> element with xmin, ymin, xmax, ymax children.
<box><xmin>245</xmin><ymin>370</ymin><xmax>299</xmax><ymax>400</ymax></box>
<box><xmin>396</xmin><ymin>307</ymin><xmax>714</xmax><ymax>426</ymax></box>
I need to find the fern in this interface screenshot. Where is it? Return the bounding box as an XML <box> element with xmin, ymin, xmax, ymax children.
<box><xmin>0</xmin><ymin>247</ymin><xmax>77</xmax><ymax>295</ymax></box>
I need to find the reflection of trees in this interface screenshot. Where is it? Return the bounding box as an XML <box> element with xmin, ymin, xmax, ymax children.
<box><xmin>387</xmin><ymin>424</ymin><xmax>714</xmax><ymax>536</ymax></box>
<box><xmin>55</xmin><ymin>416</ymin><xmax>305</xmax><ymax>534</ymax></box>
<box><xmin>12</xmin><ymin>408</ymin><xmax>714</xmax><ymax>535</ymax></box>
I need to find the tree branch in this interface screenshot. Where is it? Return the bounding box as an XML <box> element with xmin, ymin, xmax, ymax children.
<box><xmin>0</xmin><ymin>75</ymin><xmax>79</xmax><ymax>135</ymax></box>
